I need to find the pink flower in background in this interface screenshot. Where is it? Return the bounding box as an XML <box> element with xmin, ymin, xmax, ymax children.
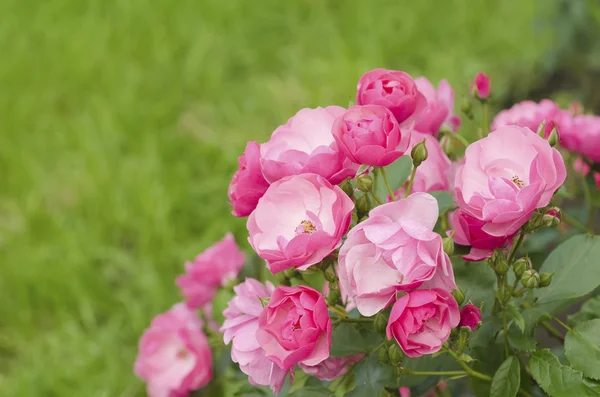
<box><xmin>459</xmin><ymin>303</ymin><xmax>482</xmax><ymax>331</ymax></box>
<box><xmin>257</xmin><ymin>286</ymin><xmax>332</xmax><ymax>371</ymax></box>
<box><xmin>135</xmin><ymin>304</ymin><xmax>213</xmax><ymax>397</ymax></box>
<box><xmin>337</xmin><ymin>193</ymin><xmax>456</xmax><ymax>317</ymax></box>
<box><xmin>491</xmin><ymin>99</ymin><xmax>563</xmax><ymax>133</ymax></box>
<box><xmin>356</xmin><ymin>68</ymin><xmax>427</xmax><ymax>126</ymax></box>
<box><xmin>228</xmin><ymin>141</ymin><xmax>270</xmax><ymax>217</ymax></box>
<box><xmin>448</xmin><ymin>210</ymin><xmax>514</xmax><ymax>261</ymax></box>
<box><xmin>471</xmin><ymin>72</ymin><xmax>490</xmax><ymax>99</ymax></box>
<box><xmin>177</xmin><ymin>233</ymin><xmax>245</xmax><ymax>309</ymax></box>
<box><xmin>454</xmin><ymin>125</ymin><xmax>566</xmax><ymax>237</ymax></box>
<box><xmin>299</xmin><ymin>354</ymin><xmax>364</xmax><ymax>381</ymax></box>
<box><xmin>414</xmin><ymin>77</ymin><xmax>460</xmax><ymax>135</ymax></box>
<box><xmin>247</xmin><ymin>173</ymin><xmax>354</xmax><ymax>274</ymax></box>
<box><xmin>573</xmin><ymin>157</ymin><xmax>600</xmax><ymax>189</ymax></box>
<box><xmin>260</xmin><ymin>107</ymin><xmax>357</xmax><ymax>185</ymax></box>
<box><xmin>386</xmin><ymin>289</ymin><xmax>459</xmax><ymax>358</ymax></box>
<box><xmin>560</xmin><ymin>115</ymin><xmax>600</xmax><ymax>162</ymax></box>
<box><xmin>332</xmin><ymin>105</ymin><xmax>411</xmax><ymax>166</ymax></box>
<box><xmin>399</xmin><ymin>387</ymin><xmax>411</xmax><ymax>397</ymax></box>
<box><xmin>221</xmin><ymin>278</ymin><xmax>292</xmax><ymax>395</ymax></box>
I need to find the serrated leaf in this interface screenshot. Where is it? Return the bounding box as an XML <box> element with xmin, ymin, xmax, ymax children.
<box><xmin>490</xmin><ymin>357</ymin><xmax>520</xmax><ymax>397</ymax></box>
<box><xmin>429</xmin><ymin>190</ymin><xmax>454</xmax><ymax>214</ymax></box>
<box><xmin>569</xmin><ymin>295</ymin><xmax>600</xmax><ymax>327</ymax></box>
<box><xmin>565</xmin><ymin>319</ymin><xmax>600</xmax><ymax>380</ymax></box>
<box><xmin>374</xmin><ymin>156</ymin><xmax>412</xmax><ymax>199</ymax></box>
<box><xmin>330</xmin><ymin>323</ymin><xmax>381</xmax><ymax>357</ymax></box>
<box><xmin>346</xmin><ymin>354</ymin><xmax>396</xmax><ymax>397</ymax></box>
<box><xmin>530</xmin><ymin>349</ymin><xmax>600</xmax><ymax>396</ymax></box>
<box><xmin>506</xmin><ymin>304</ymin><xmax>525</xmax><ymax>333</ymax></box>
<box><xmin>471</xmin><ymin>343</ymin><xmax>506</xmax><ymax>397</ymax></box>
<box><xmin>507</xmin><ymin>326</ymin><xmax>537</xmax><ymax>351</ymax></box>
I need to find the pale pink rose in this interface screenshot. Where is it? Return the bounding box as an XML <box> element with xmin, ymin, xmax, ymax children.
<box><xmin>454</xmin><ymin>125</ymin><xmax>566</xmax><ymax>237</ymax></box>
<box><xmin>491</xmin><ymin>99</ymin><xmax>561</xmax><ymax>133</ymax></box>
<box><xmin>257</xmin><ymin>286</ymin><xmax>332</xmax><ymax>371</ymax></box>
<box><xmin>260</xmin><ymin>107</ymin><xmax>357</xmax><ymax>185</ymax></box>
<box><xmin>561</xmin><ymin>114</ymin><xmax>600</xmax><ymax>162</ymax></box>
<box><xmin>356</xmin><ymin>68</ymin><xmax>427</xmax><ymax>126</ymax></box>
<box><xmin>221</xmin><ymin>278</ymin><xmax>293</xmax><ymax>395</ymax></box>
<box><xmin>399</xmin><ymin>387</ymin><xmax>411</xmax><ymax>397</ymax></box>
<box><xmin>574</xmin><ymin>157</ymin><xmax>591</xmax><ymax>175</ymax></box>
<box><xmin>299</xmin><ymin>354</ymin><xmax>364</xmax><ymax>381</ymax></box>
<box><xmin>414</xmin><ymin>77</ymin><xmax>460</xmax><ymax>135</ymax></box>
<box><xmin>332</xmin><ymin>105</ymin><xmax>411</xmax><ymax>166</ymax></box>
<box><xmin>459</xmin><ymin>303</ymin><xmax>482</xmax><ymax>331</ymax></box>
<box><xmin>337</xmin><ymin>193</ymin><xmax>456</xmax><ymax>317</ymax></box>
<box><xmin>134</xmin><ymin>304</ymin><xmax>212</xmax><ymax>397</ymax></box>
<box><xmin>448</xmin><ymin>210</ymin><xmax>514</xmax><ymax>261</ymax></box>
<box><xmin>176</xmin><ymin>233</ymin><xmax>246</xmax><ymax>309</ymax></box>
<box><xmin>386</xmin><ymin>289</ymin><xmax>460</xmax><ymax>358</ymax></box>
<box><xmin>247</xmin><ymin>173</ymin><xmax>354</xmax><ymax>274</ymax></box>
<box><xmin>471</xmin><ymin>72</ymin><xmax>490</xmax><ymax>99</ymax></box>
<box><xmin>228</xmin><ymin>141</ymin><xmax>270</xmax><ymax>217</ymax></box>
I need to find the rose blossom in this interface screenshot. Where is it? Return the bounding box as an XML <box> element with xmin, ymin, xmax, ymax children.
<box><xmin>491</xmin><ymin>99</ymin><xmax>562</xmax><ymax>133</ymax></box>
<box><xmin>454</xmin><ymin>125</ymin><xmax>566</xmax><ymax>237</ymax></box>
<box><xmin>337</xmin><ymin>193</ymin><xmax>456</xmax><ymax>317</ymax></box>
<box><xmin>414</xmin><ymin>77</ymin><xmax>460</xmax><ymax>135</ymax></box>
<box><xmin>228</xmin><ymin>141</ymin><xmax>270</xmax><ymax>217</ymax></box>
<box><xmin>256</xmin><ymin>285</ymin><xmax>332</xmax><ymax>371</ymax></box>
<box><xmin>260</xmin><ymin>106</ymin><xmax>357</xmax><ymax>185</ymax></box>
<box><xmin>448</xmin><ymin>210</ymin><xmax>514</xmax><ymax>261</ymax></box>
<box><xmin>386</xmin><ymin>289</ymin><xmax>460</xmax><ymax>358</ymax></box>
<box><xmin>573</xmin><ymin>157</ymin><xmax>600</xmax><ymax>189</ymax></box>
<box><xmin>399</xmin><ymin>387</ymin><xmax>411</xmax><ymax>397</ymax></box>
<box><xmin>471</xmin><ymin>72</ymin><xmax>490</xmax><ymax>99</ymax></box>
<box><xmin>332</xmin><ymin>105</ymin><xmax>411</xmax><ymax>166</ymax></box>
<box><xmin>176</xmin><ymin>233</ymin><xmax>245</xmax><ymax>309</ymax></box>
<box><xmin>299</xmin><ymin>354</ymin><xmax>364</xmax><ymax>381</ymax></box>
<box><xmin>356</xmin><ymin>68</ymin><xmax>427</xmax><ymax>126</ymax></box>
<box><xmin>221</xmin><ymin>278</ymin><xmax>292</xmax><ymax>395</ymax></box>
<box><xmin>134</xmin><ymin>304</ymin><xmax>213</xmax><ymax>397</ymax></box>
<box><xmin>560</xmin><ymin>114</ymin><xmax>600</xmax><ymax>162</ymax></box>
<box><xmin>459</xmin><ymin>303</ymin><xmax>482</xmax><ymax>331</ymax></box>
<box><xmin>247</xmin><ymin>173</ymin><xmax>354</xmax><ymax>274</ymax></box>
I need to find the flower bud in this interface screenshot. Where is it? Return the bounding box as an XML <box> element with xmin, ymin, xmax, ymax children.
<box><xmin>459</xmin><ymin>303</ymin><xmax>482</xmax><ymax>331</ymax></box>
<box><xmin>324</xmin><ymin>266</ymin><xmax>337</xmax><ymax>283</ymax></box>
<box><xmin>374</xmin><ymin>312</ymin><xmax>388</xmax><ymax>333</ymax></box>
<box><xmin>442</xmin><ymin>233</ymin><xmax>455</xmax><ymax>256</ymax></box>
<box><xmin>536</xmin><ymin>120</ymin><xmax>547</xmax><ymax>138</ymax></box>
<box><xmin>471</xmin><ymin>72</ymin><xmax>490</xmax><ymax>100</ymax></box>
<box><xmin>388</xmin><ymin>343</ymin><xmax>404</xmax><ymax>365</ymax></box>
<box><xmin>547</xmin><ymin>124</ymin><xmax>559</xmax><ymax>147</ymax></box>
<box><xmin>493</xmin><ymin>254</ymin><xmax>509</xmax><ymax>275</ymax></box>
<box><xmin>513</xmin><ymin>257</ymin><xmax>531</xmax><ymax>278</ymax></box>
<box><xmin>411</xmin><ymin>139</ymin><xmax>428</xmax><ymax>167</ymax></box>
<box><xmin>378</xmin><ymin>347</ymin><xmax>389</xmax><ymax>363</ymax></box>
<box><xmin>355</xmin><ymin>194</ymin><xmax>371</xmax><ymax>218</ymax></box>
<box><xmin>452</xmin><ymin>288</ymin><xmax>466</xmax><ymax>306</ymax></box>
<box><xmin>340</xmin><ymin>179</ymin><xmax>354</xmax><ymax>198</ymax></box>
<box><xmin>521</xmin><ymin>269</ymin><xmax>540</xmax><ymax>289</ymax></box>
<box><xmin>326</xmin><ymin>285</ymin><xmax>341</xmax><ymax>306</ymax></box>
<box><xmin>538</xmin><ymin>272</ymin><xmax>554</xmax><ymax>288</ymax></box>
<box><xmin>356</xmin><ymin>174</ymin><xmax>374</xmax><ymax>192</ymax></box>
<box><xmin>542</xmin><ymin>207</ymin><xmax>561</xmax><ymax>228</ymax></box>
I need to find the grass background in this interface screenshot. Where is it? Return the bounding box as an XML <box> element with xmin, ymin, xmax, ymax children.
<box><xmin>0</xmin><ymin>0</ymin><xmax>578</xmax><ymax>395</ymax></box>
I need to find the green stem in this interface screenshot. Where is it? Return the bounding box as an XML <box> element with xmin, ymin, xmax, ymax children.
<box><xmin>562</xmin><ymin>211</ymin><xmax>592</xmax><ymax>234</ymax></box>
<box><xmin>541</xmin><ymin>321</ymin><xmax>564</xmax><ymax>341</ymax></box>
<box><xmin>328</xmin><ymin>305</ymin><xmax>348</xmax><ymax>319</ymax></box>
<box><xmin>507</xmin><ymin>233</ymin><xmax>525</xmax><ymax>264</ymax></box>
<box><xmin>335</xmin><ymin>317</ymin><xmax>373</xmax><ymax>324</ymax></box>
<box><xmin>502</xmin><ymin>308</ymin><xmax>510</xmax><ymax>358</ymax></box>
<box><xmin>553</xmin><ymin>316</ymin><xmax>572</xmax><ymax>331</ymax></box>
<box><xmin>405</xmin><ymin>166</ymin><xmax>418</xmax><ymax>198</ymax></box>
<box><xmin>380</xmin><ymin>167</ymin><xmax>397</xmax><ymax>201</ymax></box>
<box><xmin>403</xmin><ymin>370</ymin><xmax>467</xmax><ymax>377</ymax></box>
<box><xmin>369</xmin><ymin>191</ymin><xmax>383</xmax><ymax>205</ymax></box>
<box><xmin>482</xmin><ymin>101</ymin><xmax>489</xmax><ymax>136</ymax></box>
<box><xmin>450</xmin><ymin>133</ymin><xmax>470</xmax><ymax>148</ymax></box>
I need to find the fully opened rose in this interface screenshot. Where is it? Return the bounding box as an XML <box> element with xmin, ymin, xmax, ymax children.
<box><xmin>228</xmin><ymin>141</ymin><xmax>270</xmax><ymax>217</ymax></box>
<box><xmin>491</xmin><ymin>99</ymin><xmax>564</xmax><ymax>133</ymax></box>
<box><xmin>560</xmin><ymin>114</ymin><xmax>600</xmax><ymax>162</ymax></box>
<box><xmin>414</xmin><ymin>77</ymin><xmax>460</xmax><ymax>135</ymax></box>
<box><xmin>247</xmin><ymin>173</ymin><xmax>354</xmax><ymax>274</ymax></box>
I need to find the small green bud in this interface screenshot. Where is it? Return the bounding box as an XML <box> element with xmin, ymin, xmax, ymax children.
<box><xmin>538</xmin><ymin>272</ymin><xmax>554</xmax><ymax>288</ymax></box>
<box><xmin>356</xmin><ymin>175</ymin><xmax>373</xmax><ymax>192</ymax></box>
<box><xmin>356</xmin><ymin>194</ymin><xmax>371</xmax><ymax>218</ymax></box>
<box><xmin>541</xmin><ymin>207</ymin><xmax>561</xmax><ymax>228</ymax></box>
<box><xmin>378</xmin><ymin>347</ymin><xmax>389</xmax><ymax>363</ymax></box>
<box><xmin>340</xmin><ymin>179</ymin><xmax>354</xmax><ymax>198</ymax></box>
<box><xmin>521</xmin><ymin>269</ymin><xmax>540</xmax><ymax>289</ymax></box>
<box><xmin>512</xmin><ymin>288</ymin><xmax>525</xmax><ymax>297</ymax></box>
<box><xmin>461</xmin><ymin>96</ymin><xmax>473</xmax><ymax>119</ymax></box>
<box><xmin>411</xmin><ymin>139</ymin><xmax>428</xmax><ymax>167</ymax></box>
<box><xmin>442</xmin><ymin>233</ymin><xmax>455</xmax><ymax>256</ymax></box>
<box><xmin>326</xmin><ymin>285</ymin><xmax>341</xmax><ymax>306</ymax></box>
<box><xmin>547</xmin><ymin>126</ymin><xmax>559</xmax><ymax>147</ymax></box>
<box><xmin>259</xmin><ymin>297</ymin><xmax>270</xmax><ymax>307</ymax></box>
<box><xmin>452</xmin><ymin>288</ymin><xmax>466</xmax><ymax>305</ymax></box>
<box><xmin>513</xmin><ymin>257</ymin><xmax>532</xmax><ymax>278</ymax></box>
<box><xmin>388</xmin><ymin>343</ymin><xmax>404</xmax><ymax>365</ymax></box>
<box><xmin>324</xmin><ymin>266</ymin><xmax>337</xmax><ymax>283</ymax></box>
<box><xmin>536</xmin><ymin>120</ymin><xmax>546</xmax><ymax>137</ymax></box>
<box><xmin>374</xmin><ymin>312</ymin><xmax>388</xmax><ymax>333</ymax></box>
<box><xmin>493</xmin><ymin>254</ymin><xmax>509</xmax><ymax>275</ymax></box>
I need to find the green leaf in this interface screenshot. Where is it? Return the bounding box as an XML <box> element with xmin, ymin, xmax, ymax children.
<box><xmin>374</xmin><ymin>156</ymin><xmax>412</xmax><ymax>199</ymax></box>
<box><xmin>453</xmin><ymin>259</ymin><xmax>497</xmax><ymax>310</ymax></box>
<box><xmin>346</xmin><ymin>354</ymin><xmax>396</xmax><ymax>397</ymax></box>
<box><xmin>506</xmin><ymin>304</ymin><xmax>525</xmax><ymax>333</ymax></box>
<box><xmin>471</xmin><ymin>343</ymin><xmax>506</xmax><ymax>397</ymax></box>
<box><xmin>565</xmin><ymin>318</ymin><xmax>600</xmax><ymax>380</ymax></box>
<box><xmin>429</xmin><ymin>190</ymin><xmax>454</xmax><ymax>214</ymax></box>
<box><xmin>535</xmin><ymin>235</ymin><xmax>600</xmax><ymax>305</ymax></box>
<box><xmin>490</xmin><ymin>357</ymin><xmax>520</xmax><ymax>397</ymax></box>
<box><xmin>530</xmin><ymin>349</ymin><xmax>600</xmax><ymax>396</ymax></box>
<box><xmin>569</xmin><ymin>295</ymin><xmax>600</xmax><ymax>327</ymax></box>
<box><xmin>288</xmin><ymin>385</ymin><xmax>332</xmax><ymax>397</ymax></box>
<box><xmin>507</xmin><ymin>326</ymin><xmax>537</xmax><ymax>351</ymax></box>
<box><xmin>330</xmin><ymin>323</ymin><xmax>381</xmax><ymax>357</ymax></box>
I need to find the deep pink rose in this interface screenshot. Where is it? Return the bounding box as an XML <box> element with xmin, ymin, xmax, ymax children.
<box><xmin>356</xmin><ymin>68</ymin><xmax>427</xmax><ymax>126</ymax></box>
<box><xmin>471</xmin><ymin>72</ymin><xmax>490</xmax><ymax>99</ymax></box>
<box><xmin>256</xmin><ymin>286</ymin><xmax>332</xmax><ymax>371</ymax></box>
<box><xmin>399</xmin><ymin>387</ymin><xmax>411</xmax><ymax>397</ymax></box>
<box><xmin>247</xmin><ymin>173</ymin><xmax>354</xmax><ymax>274</ymax></box>
<box><xmin>228</xmin><ymin>141</ymin><xmax>270</xmax><ymax>217</ymax></box>
<box><xmin>459</xmin><ymin>303</ymin><xmax>482</xmax><ymax>331</ymax></box>
<box><xmin>386</xmin><ymin>289</ymin><xmax>460</xmax><ymax>358</ymax></box>
<box><xmin>134</xmin><ymin>304</ymin><xmax>213</xmax><ymax>397</ymax></box>
<box><xmin>332</xmin><ymin>105</ymin><xmax>411</xmax><ymax>166</ymax></box>
<box><xmin>260</xmin><ymin>107</ymin><xmax>357</xmax><ymax>185</ymax></box>
<box><xmin>299</xmin><ymin>354</ymin><xmax>364</xmax><ymax>381</ymax></box>
<box><xmin>448</xmin><ymin>210</ymin><xmax>514</xmax><ymax>261</ymax></box>
<box><xmin>560</xmin><ymin>115</ymin><xmax>600</xmax><ymax>162</ymax></box>
<box><xmin>491</xmin><ymin>99</ymin><xmax>563</xmax><ymax>133</ymax></box>
<box><xmin>337</xmin><ymin>193</ymin><xmax>456</xmax><ymax>317</ymax></box>
<box><xmin>414</xmin><ymin>77</ymin><xmax>460</xmax><ymax>135</ymax></box>
<box><xmin>221</xmin><ymin>278</ymin><xmax>293</xmax><ymax>395</ymax></box>
<box><xmin>454</xmin><ymin>125</ymin><xmax>566</xmax><ymax>237</ymax></box>
<box><xmin>176</xmin><ymin>233</ymin><xmax>245</xmax><ymax>309</ymax></box>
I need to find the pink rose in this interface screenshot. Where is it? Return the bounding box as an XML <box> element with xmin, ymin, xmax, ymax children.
<box><xmin>575</xmin><ymin>157</ymin><xmax>600</xmax><ymax>189</ymax></box>
<box><xmin>299</xmin><ymin>354</ymin><xmax>364</xmax><ymax>381</ymax></box>
<box><xmin>399</xmin><ymin>387</ymin><xmax>411</xmax><ymax>397</ymax></box>
<box><xmin>257</xmin><ymin>285</ymin><xmax>332</xmax><ymax>371</ymax></box>
<box><xmin>459</xmin><ymin>303</ymin><xmax>482</xmax><ymax>331</ymax></box>
<box><xmin>176</xmin><ymin>233</ymin><xmax>245</xmax><ymax>309</ymax></box>
<box><xmin>260</xmin><ymin>107</ymin><xmax>357</xmax><ymax>185</ymax></box>
<box><xmin>491</xmin><ymin>99</ymin><xmax>562</xmax><ymax>133</ymax></box>
<box><xmin>332</xmin><ymin>105</ymin><xmax>411</xmax><ymax>166</ymax></box>
<box><xmin>454</xmin><ymin>125</ymin><xmax>566</xmax><ymax>237</ymax></box>
<box><xmin>221</xmin><ymin>278</ymin><xmax>292</xmax><ymax>395</ymax></box>
<box><xmin>356</xmin><ymin>68</ymin><xmax>427</xmax><ymax>126</ymax></box>
<box><xmin>471</xmin><ymin>72</ymin><xmax>490</xmax><ymax>99</ymax></box>
<box><xmin>228</xmin><ymin>141</ymin><xmax>270</xmax><ymax>217</ymax></box>
<box><xmin>414</xmin><ymin>77</ymin><xmax>461</xmax><ymax>135</ymax></box>
<box><xmin>247</xmin><ymin>173</ymin><xmax>354</xmax><ymax>274</ymax></box>
<box><xmin>561</xmin><ymin>115</ymin><xmax>600</xmax><ymax>162</ymax></box>
<box><xmin>386</xmin><ymin>289</ymin><xmax>460</xmax><ymax>358</ymax></box>
<box><xmin>448</xmin><ymin>210</ymin><xmax>514</xmax><ymax>261</ymax></box>
<box><xmin>337</xmin><ymin>193</ymin><xmax>456</xmax><ymax>317</ymax></box>
<box><xmin>134</xmin><ymin>304</ymin><xmax>213</xmax><ymax>397</ymax></box>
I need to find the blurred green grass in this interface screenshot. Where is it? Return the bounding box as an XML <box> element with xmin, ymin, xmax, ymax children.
<box><xmin>0</xmin><ymin>0</ymin><xmax>554</xmax><ymax>395</ymax></box>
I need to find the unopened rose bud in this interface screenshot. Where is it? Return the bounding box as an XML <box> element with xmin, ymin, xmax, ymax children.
<box><xmin>536</xmin><ymin>120</ymin><xmax>547</xmax><ymax>137</ymax></box>
<box><xmin>379</xmin><ymin>348</ymin><xmax>389</xmax><ymax>363</ymax></box>
<box><xmin>452</xmin><ymin>288</ymin><xmax>466</xmax><ymax>305</ymax></box>
<box><xmin>547</xmin><ymin>125</ymin><xmax>559</xmax><ymax>147</ymax></box>
<box><xmin>459</xmin><ymin>303</ymin><xmax>482</xmax><ymax>331</ymax></box>
<box><xmin>521</xmin><ymin>269</ymin><xmax>540</xmax><ymax>289</ymax></box>
<box><xmin>356</xmin><ymin>174</ymin><xmax>373</xmax><ymax>192</ymax></box>
<box><xmin>442</xmin><ymin>233</ymin><xmax>455</xmax><ymax>256</ymax></box>
<box><xmin>493</xmin><ymin>254</ymin><xmax>509</xmax><ymax>275</ymax></box>
<box><xmin>356</xmin><ymin>194</ymin><xmax>371</xmax><ymax>218</ymax></box>
<box><xmin>259</xmin><ymin>297</ymin><xmax>270</xmax><ymax>307</ymax></box>
<box><xmin>472</xmin><ymin>72</ymin><xmax>491</xmax><ymax>100</ymax></box>
<box><xmin>538</xmin><ymin>272</ymin><xmax>554</xmax><ymax>288</ymax></box>
<box><xmin>411</xmin><ymin>139</ymin><xmax>428</xmax><ymax>167</ymax></box>
<box><xmin>340</xmin><ymin>179</ymin><xmax>354</xmax><ymax>198</ymax></box>
<box><xmin>388</xmin><ymin>343</ymin><xmax>404</xmax><ymax>365</ymax></box>
<box><xmin>374</xmin><ymin>312</ymin><xmax>388</xmax><ymax>333</ymax></box>
<box><xmin>513</xmin><ymin>257</ymin><xmax>532</xmax><ymax>278</ymax></box>
<box><xmin>324</xmin><ymin>266</ymin><xmax>337</xmax><ymax>283</ymax></box>
<box><xmin>542</xmin><ymin>207</ymin><xmax>561</xmax><ymax>228</ymax></box>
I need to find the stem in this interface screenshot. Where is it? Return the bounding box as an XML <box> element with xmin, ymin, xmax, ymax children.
<box><xmin>541</xmin><ymin>321</ymin><xmax>564</xmax><ymax>341</ymax></box>
<box><xmin>405</xmin><ymin>166</ymin><xmax>418</xmax><ymax>198</ymax></box>
<box><xmin>553</xmin><ymin>316</ymin><xmax>572</xmax><ymax>331</ymax></box>
<box><xmin>502</xmin><ymin>309</ymin><xmax>510</xmax><ymax>358</ymax></box>
<box><xmin>329</xmin><ymin>305</ymin><xmax>348</xmax><ymax>319</ymax></box>
<box><xmin>335</xmin><ymin>317</ymin><xmax>373</xmax><ymax>324</ymax></box>
<box><xmin>450</xmin><ymin>133</ymin><xmax>470</xmax><ymax>148</ymax></box>
<box><xmin>507</xmin><ymin>233</ymin><xmax>525</xmax><ymax>264</ymax></box>
<box><xmin>482</xmin><ymin>101</ymin><xmax>489</xmax><ymax>136</ymax></box>
<box><xmin>380</xmin><ymin>167</ymin><xmax>397</xmax><ymax>201</ymax></box>
<box><xmin>369</xmin><ymin>191</ymin><xmax>383</xmax><ymax>205</ymax></box>
<box><xmin>403</xmin><ymin>370</ymin><xmax>467</xmax><ymax>377</ymax></box>
<box><xmin>562</xmin><ymin>211</ymin><xmax>592</xmax><ymax>234</ymax></box>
